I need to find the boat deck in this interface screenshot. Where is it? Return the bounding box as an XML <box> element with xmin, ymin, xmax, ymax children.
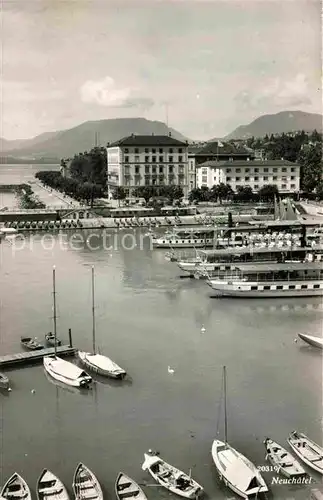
<box><xmin>0</xmin><ymin>346</ymin><xmax>76</xmax><ymax>369</ymax></box>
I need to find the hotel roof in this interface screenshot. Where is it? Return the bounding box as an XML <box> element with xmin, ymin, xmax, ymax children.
<box><xmin>108</xmin><ymin>135</ymin><xmax>188</xmax><ymax>147</ymax></box>
<box><xmin>197</xmin><ymin>159</ymin><xmax>299</xmax><ymax>168</ymax></box>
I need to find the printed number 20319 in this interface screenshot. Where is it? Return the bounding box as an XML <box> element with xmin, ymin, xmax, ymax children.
<box><xmin>257</xmin><ymin>465</ymin><xmax>279</xmax><ymax>472</ymax></box>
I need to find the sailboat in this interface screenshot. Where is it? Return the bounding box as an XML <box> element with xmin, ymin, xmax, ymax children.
<box><xmin>78</xmin><ymin>266</ymin><xmax>126</xmax><ymax>379</ymax></box>
<box><xmin>211</xmin><ymin>366</ymin><xmax>268</xmax><ymax>499</ymax></box>
<box><xmin>43</xmin><ymin>266</ymin><xmax>92</xmax><ymax>388</ymax></box>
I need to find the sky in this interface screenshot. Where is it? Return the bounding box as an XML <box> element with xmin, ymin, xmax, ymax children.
<box><xmin>1</xmin><ymin>0</ymin><xmax>322</xmax><ymax>140</ymax></box>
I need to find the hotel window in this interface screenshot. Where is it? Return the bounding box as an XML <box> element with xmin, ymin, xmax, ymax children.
<box><xmin>245</xmin><ymin>177</ymin><xmax>250</xmax><ymax>181</ymax></box>
<box><xmin>145</xmin><ymin>148</ymin><xmax>149</xmax><ymax>153</ymax></box>
<box><xmin>226</xmin><ymin>168</ymin><xmax>231</xmax><ymax>173</ymax></box>
<box><xmin>145</xmin><ymin>156</ymin><xmax>149</xmax><ymax>162</ymax></box>
<box><xmin>124</xmin><ymin>166</ymin><xmax>130</xmax><ymax>174</ymax></box>
<box><xmin>152</xmin><ymin>156</ymin><xmax>156</xmax><ymax>163</ymax></box>
<box><xmin>254</xmin><ymin>184</ymin><xmax>259</xmax><ymax>189</ymax></box>
<box><xmin>291</xmin><ymin>184</ymin><xmax>296</xmax><ymax>189</ymax></box>
<box><xmin>159</xmin><ymin>166</ymin><xmax>164</xmax><ymax>173</ymax></box>
<box><xmin>135</xmin><ymin>156</ymin><xmax>140</xmax><ymax>162</ymax></box>
<box><xmin>135</xmin><ymin>166</ymin><xmax>140</xmax><ymax>174</ymax></box>
<box><xmin>152</xmin><ymin>148</ymin><xmax>156</xmax><ymax>153</ymax></box>
<box><xmin>281</xmin><ymin>184</ymin><xmax>287</xmax><ymax>189</ymax></box>
<box><xmin>282</xmin><ymin>176</ymin><xmax>287</xmax><ymax>181</ymax></box>
<box><xmin>135</xmin><ymin>148</ymin><xmax>139</xmax><ymax>154</ymax></box>
<box><xmin>264</xmin><ymin>168</ymin><xmax>269</xmax><ymax>172</ymax></box>
<box><xmin>273</xmin><ymin>176</ymin><xmax>277</xmax><ymax>181</ymax></box>
<box><xmin>145</xmin><ymin>166</ymin><xmax>150</xmax><ymax>173</ymax></box>
<box><xmin>282</xmin><ymin>167</ymin><xmax>287</xmax><ymax>172</ymax></box>
<box><xmin>179</xmin><ymin>156</ymin><xmax>183</xmax><ymax>162</ymax></box>
<box><xmin>159</xmin><ymin>148</ymin><xmax>163</xmax><ymax>153</ymax></box>
<box><xmin>202</xmin><ymin>176</ymin><xmax>207</xmax><ymax>183</ymax></box>
<box><xmin>263</xmin><ymin>176</ymin><xmax>268</xmax><ymax>181</ymax></box>
<box><xmin>125</xmin><ymin>148</ymin><xmax>129</xmax><ymax>154</ymax></box>
<box><xmin>254</xmin><ymin>176</ymin><xmax>259</xmax><ymax>181</ymax></box>
<box><xmin>202</xmin><ymin>168</ymin><xmax>207</xmax><ymax>174</ymax></box>
<box><xmin>291</xmin><ymin>167</ymin><xmax>295</xmax><ymax>172</ymax></box>
<box><xmin>273</xmin><ymin>168</ymin><xmax>278</xmax><ymax>173</ymax></box>
<box><xmin>169</xmin><ymin>148</ymin><xmax>173</xmax><ymax>153</ymax></box>
<box><xmin>226</xmin><ymin>177</ymin><xmax>231</xmax><ymax>182</ymax></box>
<box><xmin>236</xmin><ymin>168</ymin><xmax>241</xmax><ymax>173</ymax></box>
<box><xmin>145</xmin><ymin>177</ymin><xmax>150</xmax><ymax>185</ymax></box>
<box><xmin>135</xmin><ymin>177</ymin><xmax>140</xmax><ymax>186</ymax></box>
<box><xmin>125</xmin><ymin>156</ymin><xmax>129</xmax><ymax>163</ymax></box>
<box><xmin>159</xmin><ymin>156</ymin><xmax>164</xmax><ymax>162</ymax></box>
<box><xmin>169</xmin><ymin>156</ymin><xmax>173</xmax><ymax>162</ymax></box>
<box><xmin>178</xmin><ymin>148</ymin><xmax>183</xmax><ymax>153</ymax></box>
<box><xmin>291</xmin><ymin>176</ymin><xmax>295</xmax><ymax>180</ymax></box>
<box><xmin>179</xmin><ymin>165</ymin><xmax>184</xmax><ymax>174</ymax></box>
<box><xmin>254</xmin><ymin>168</ymin><xmax>259</xmax><ymax>173</ymax></box>
<box><xmin>236</xmin><ymin>177</ymin><xmax>240</xmax><ymax>181</ymax></box>
<box><xmin>245</xmin><ymin>168</ymin><xmax>250</xmax><ymax>173</ymax></box>
<box><xmin>152</xmin><ymin>166</ymin><xmax>157</xmax><ymax>174</ymax></box>
<box><xmin>169</xmin><ymin>165</ymin><xmax>174</xmax><ymax>173</ymax></box>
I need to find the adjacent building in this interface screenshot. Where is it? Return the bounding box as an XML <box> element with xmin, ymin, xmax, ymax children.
<box><xmin>106</xmin><ymin>134</ymin><xmax>189</xmax><ymax>196</ymax></box>
<box><xmin>196</xmin><ymin>159</ymin><xmax>300</xmax><ymax>193</ymax></box>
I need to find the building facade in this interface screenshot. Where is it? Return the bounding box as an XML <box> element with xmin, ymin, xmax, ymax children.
<box><xmin>107</xmin><ymin>134</ymin><xmax>189</xmax><ymax>196</ymax></box>
<box><xmin>196</xmin><ymin>159</ymin><xmax>300</xmax><ymax>193</ymax></box>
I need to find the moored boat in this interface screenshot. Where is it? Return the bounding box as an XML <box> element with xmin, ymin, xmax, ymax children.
<box><xmin>0</xmin><ymin>473</ymin><xmax>31</xmax><ymax>500</ymax></box>
<box><xmin>115</xmin><ymin>472</ymin><xmax>147</xmax><ymax>500</ymax></box>
<box><xmin>298</xmin><ymin>333</ymin><xmax>323</xmax><ymax>350</ymax></box>
<box><xmin>44</xmin><ymin>355</ymin><xmax>92</xmax><ymax>388</ymax></box>
<box><xmin>211</xmin><ymin>367</ymin><xmax>268</xmax><ymax>499</ymax></box>
<box><xmin>264</xmin><ymin>437</ymin><xmax>306</xmax><ymax>478</ymax></box>
<box><xmin>142</xmin><ymin>451</ymin><xmax>203</xmax><ymax>498</ymax></box>
<box><xmin>21</xmin><ymin>336</ymin><xmax>44</xmax><ymax>350</ymax></box>
<box><xmin>37</xmin><ymin>469</ymin><xmax>69</xmax><ymax>500</ymax></box>
<box><xmin>287</xmin><ymin>431</ymin><xmax>323</xmax><ymax>474</ymax></box>
<box><xmin>0</xmin><ymin>372</ymin><xmax>10</xmax><ymax>390</ymax></box>
<box><xmin>72</xmin><ymin>463</ymin><xmax>103</xmax><ymax>500</ymax></box>
<box><xmin>45</xmin><ymin>332</ymin><xmax>62</xmax><ymax>347</ymax></box>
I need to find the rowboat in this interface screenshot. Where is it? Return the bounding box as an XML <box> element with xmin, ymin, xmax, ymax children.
<box><xmin>264</xmin><ymin>437</ymin><xmax>306</xmax><ymax>478</ymax></box>
<box><xmin>21</xmin><ymin>336</ymin><xmax>44</xmax><ymax>350</ymax></box>
<box><xmin>37</xmin><ymin>469</ymin><xmax>70</xmax><ymax>500</ymax></box>
<box><xmin>72</xmin><ymin>463</ymin><xmax>103</xmax><ymax>500</ymax></box>
<box><xmin>115</xmin><ymin>472</ymin><xmax>147</xmax><ymax>500</ymax></box>
<box><xmin>288</xmin><ymin>431</ymin><xmax>323</xmax><ymax>474</ymax></box>
<box><xmin>0</xmin><ymin>372</ymin><xmax>10</xmax><ymax>390</ymax></box>
<box><xmin>298</xmin><ymin>333</ymin><xmax>323</xmax><ymax>349</ymax></box>
<box><xmin>45</xmin><ymin>333</ymin><xmax>62</xmax><ymax>347</ymax></box>
<box><xmin>0</xmin><ymin>473</ymin><xmax>31</xmax><ymax>500</ymax></box>
<box><xmin>142</xmin><ymin>451</ymin><xmax>203</xmax><ymax>498</ymax></box>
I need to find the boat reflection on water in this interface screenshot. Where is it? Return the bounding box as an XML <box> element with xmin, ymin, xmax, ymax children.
<box><xmin>88</xmin><ymin>370</ymin><xmax>133</xmax><ymax>388</ymax></box>
<box><xmin>44</xmin><ymin>369</ymin><xmax>91</xmax><ymax>396</ymax></box>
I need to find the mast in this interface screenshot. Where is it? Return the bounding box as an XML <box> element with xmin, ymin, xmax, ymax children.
<box><xmin>223</xmin><ymin>365</ymin><xmax>228</xmax><ymax>444</ymax></box>
<box><xmin>91</xmin><ymin>266</ymin><xmax>96</xmax><ymax>354</ymax></box>
<box><xmin>53</xmin><ymin>266</ymin><xmax>57</xmax><ymax>357</ymax></box>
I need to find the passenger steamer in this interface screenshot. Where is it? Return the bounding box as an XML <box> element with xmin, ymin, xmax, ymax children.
<box><xmin>206</xmin><ymin>262</ymin><xmax>323</xmax><ymax>298</ymax></box>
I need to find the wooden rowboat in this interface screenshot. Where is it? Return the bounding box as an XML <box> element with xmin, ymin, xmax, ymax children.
<box><xmin>37</xmin><ymin>469</ymin><xmax>70</xmax><ymax>500</ymax></box>
<box><xmin>21</xmin><ymin>336</ymin><xmax>44</xmax><ymax>350</ymax></box>
<box><xmin>73</xmin><ymin>463</ymin><xmax>103</xmax><ymax>500</ymax></box>
<box><xmin>298</xmin><ymin>333</ymin><xmax>323</xmax><ymax>349</ymax></box>
<box><xmin>288</xmin><ymin>431</ymin><xmax>323</xmax><ymax>474</ymax></box>
<box><xmin>264</xmin><ymin>437</ymin><xmax>306</xmax><ymax>478</ymax></box>
<box><xmin>115</xmin><ymin>472</ymin><xmax>147</xmax><ymax>500</ymax></box>
<box><xmin>0</xmin><ymin>473</ymin><xmax>31</xmax><ymax>500</ymax></box>
<box><xmin>0</xmin><ymin>372</ymin><xmax>10</xmax><ymax>391</ymax></box>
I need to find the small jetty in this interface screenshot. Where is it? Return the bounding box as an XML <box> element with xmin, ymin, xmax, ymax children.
<box><xmin>0</xmin><ymin>345</ymin><xmax>76</xmax><ymax>369</ymax></box>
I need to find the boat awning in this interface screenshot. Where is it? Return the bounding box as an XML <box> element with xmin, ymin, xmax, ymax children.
<box><xmin>220</xmin><ymin>448</ymin><xmax>260</xmax><ymax>493</ymax></box>
<box><xmin>232</xmin><ymin>262</ymin><xmax>323</xmax><ymax>272</ymax></box>
<box><xmin>142</xmin><ymin>455</ymin><xmax>160</xmax><ymax>471</ymax></box>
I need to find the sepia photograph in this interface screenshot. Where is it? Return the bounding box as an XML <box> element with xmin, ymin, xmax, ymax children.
<box><xmin>0</xmin><ymin>0</ymin><xmax>322</xmax><ymax>499</ymax></box>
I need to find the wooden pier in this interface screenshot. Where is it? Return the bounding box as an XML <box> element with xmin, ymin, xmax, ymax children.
<box><xmin>0</xmin><ymin>345</ymin><xmax>76</xmax><ymax>369</ymax></box>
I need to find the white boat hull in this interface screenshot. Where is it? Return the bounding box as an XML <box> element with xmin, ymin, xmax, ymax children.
<box><xmin>1</xmin><ymin>473</ymin><xmax>31</xmax><ymax>500</ymax></box>
<box><xmin>73</xmin><ymin>463</ymin><xmax>103</xmax><ymax>500</ymax></box>
<box><xmin>264</xmin><ymin>438</ymin><xmax>306</xmax><ymax>478</ymax></box>
<box><xmin>298</xmin><ymin>334</ymin><xmax>323</xmax><ymax>349</ymax></box>
<box><xmin>43</xmin><ymin>356</ymin><xmax>92</xmax><ymax>388</ymax></box>
<box><xmin>37</xmin><ymin>469</ymin><xmax>70</xmax><ymax>500</ymax></box>
<box><xmin>288</xmin><ymin>432</ymin><xmax>323</xmax><ymax>474</ymax></box>
<box><xmin>211</xmin><ymin>440</ymin><xmax>268</xmax><ymax>499</ymax></box>
<box><xmin>78</xmin><ymin>351</ymin><xmax>126</xmax><ymax>379</ymax></box>
<box><xmin>207</xmin><ymin>280</ymin><xmax>323</xmax><ymax>298</ymax></box>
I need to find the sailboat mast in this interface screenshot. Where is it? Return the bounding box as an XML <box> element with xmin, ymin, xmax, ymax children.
<box><xmin>53</xmin><ymin>266</ymin><xmax>57</xmax><ymax>357</ymax></box>
<box><xmin>223</xmin><ymin>365</ymin><xmax>228</xmax><ymax>444</ymax></box>
<box><xmin>91</xmin><ymin>266</ymin><xmax>96</xmax><ymax>354</ymax></box>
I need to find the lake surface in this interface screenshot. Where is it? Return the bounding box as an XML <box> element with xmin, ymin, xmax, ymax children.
<box><xmin>0</xmin><ymin>166</ymin><xmax>322</xmax><ymax>500</ymax></box>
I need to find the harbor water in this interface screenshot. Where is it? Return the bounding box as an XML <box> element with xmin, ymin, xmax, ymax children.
<box><xmin>0</xmin><ymin>166</ymin><xmax>322</xmax><ymax>500</ymax></box>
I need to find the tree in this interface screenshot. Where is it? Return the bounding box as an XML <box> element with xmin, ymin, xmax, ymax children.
<box><xmin>298</xmin><ymin>143</ymin><xmax>323</xmax><ymax>193</ymax></box>
<box><xmin>258</xmin><ymin>184</ymin><xmax>279</xmax><ymax>201</ymax></box>
<box><xmin>113</xmin><ymin>186</ymin><xmax>127</xmax><ymax>207</ymax></box>
<box><xmin>234</xmin><ymin>185</ymin><xmax>254</xmax><ymax>202</ymax></box>
<box><xmin>217</xmin><ymin>183</ymin><xmax>233</xmax><ymax>204</ymax></box>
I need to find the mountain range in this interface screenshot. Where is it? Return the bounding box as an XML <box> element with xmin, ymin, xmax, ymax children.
<box><xmin>0</xmin><ymin>111</ymin><xmax>322</xmax><ymax>162</ymax></box>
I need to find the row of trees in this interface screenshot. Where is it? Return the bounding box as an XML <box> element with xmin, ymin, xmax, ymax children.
<box><xmin>35</xmin><ymin>171</ymin><xmax>104</xmax><ymax>206</ymax></box>
<box><xmin>16</xmin><ymin>184</ymin><xmax>46</xmax><ymax>209</ymax></box>
<box><xmin>244</xmin><ymin>130</ymin><xmax>322</xmax><ymax>196</ymax></box>
<box><xmin>188</xmin><ymin>184</ymin><xmax>279</xmax><ymax>203</ymax></box>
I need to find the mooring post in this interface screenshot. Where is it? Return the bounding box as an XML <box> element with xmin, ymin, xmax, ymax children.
<box><xmin>68</xmin><ymin>328</ymin><xmax>73</xmax><ymax>347</ymax></box>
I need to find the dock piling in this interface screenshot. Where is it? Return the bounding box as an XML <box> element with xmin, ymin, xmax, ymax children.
<box><xmin>68</xmin><ymin>328</ymin><xmax>73</xmax><ymax>347</ymax></box>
